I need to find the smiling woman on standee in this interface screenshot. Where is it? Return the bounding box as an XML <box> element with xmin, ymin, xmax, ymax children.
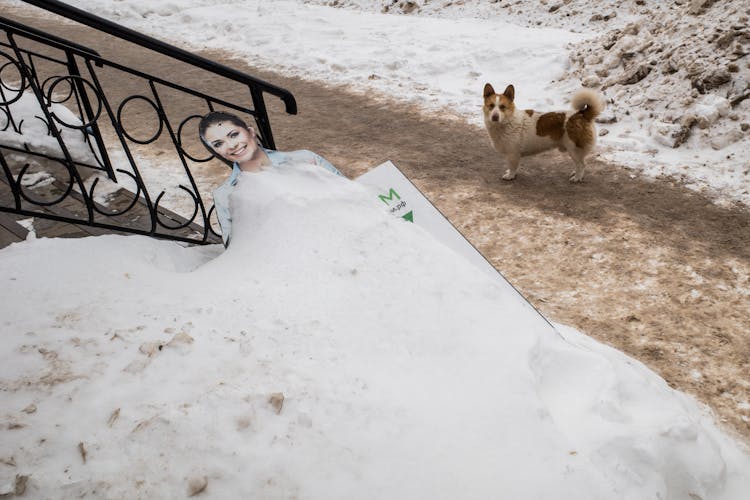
<box><xmin>199</xmin><ymin>111</ymin><xmax>342</xmax><ymax>246</ymax></box>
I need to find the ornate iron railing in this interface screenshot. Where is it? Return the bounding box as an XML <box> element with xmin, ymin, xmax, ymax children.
<box><xmin>0</xmin><ymin>0</ymin><xmax>297</xmax><ymax>244</ymax></box>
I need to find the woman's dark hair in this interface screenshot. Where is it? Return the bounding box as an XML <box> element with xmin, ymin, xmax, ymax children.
<box><xmin>198</xmin><ymin>111</ymin><xmax>253</xmax><ymax>166</ymax></box>
<box><xmin>199</xmin><ymin>111</ymin><xmax>249</xmax><ymax>142</ymax></box>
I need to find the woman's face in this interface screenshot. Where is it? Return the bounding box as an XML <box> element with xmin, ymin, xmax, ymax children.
<box><xmin>204</xmin><ymin>121</ymin><xmax>258</xmax><ymax>164</ymax></box>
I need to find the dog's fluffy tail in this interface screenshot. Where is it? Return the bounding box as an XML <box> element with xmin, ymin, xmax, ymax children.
<box><xmin>571</xmin><ymin>89</ymin><xmax>605</xmax><ymax>121</ymax></box>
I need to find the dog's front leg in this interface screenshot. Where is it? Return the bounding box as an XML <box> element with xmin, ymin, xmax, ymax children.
<box><xmin>502</xmin><ymin>152</ymin><xmax>520</xmax><ymax>181</ymax></box>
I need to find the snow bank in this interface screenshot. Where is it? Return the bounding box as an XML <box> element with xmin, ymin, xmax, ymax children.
<box><xmin>55</xmin><ymin>0</ymin><xmax>582</xmax><ymax>119</ymax></box>
<box><xmin>0</xmin><ymin>91</ymin><xmax>95</xmax><ymax>163</ymax></box>
<box><xmin>1</xmin><ymin>163</ymin><xmax>748</xmax><ymax>498</ymax></box>
<box><xmin>0</xmin><ymin>91</ymin><xmax>119</xmax><ymax>206</ymax></box>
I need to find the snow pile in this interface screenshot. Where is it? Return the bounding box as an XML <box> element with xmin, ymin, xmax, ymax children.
<box><xmin>0</xmin><ymin>91</ymin><xmax>121</xmax><ymax>205</ymax></box>
<box><xmin>562</xmin><ymin>1</ymin><xmax>750</xmax><ymax>200</ymax></box>
<box><xmin>1</xmin><ymin>163</ymin><xmax>749</xmax><ymax>498</ymax></box>
<box><xmin>0</xmin><ymin>91</ymin><xmax>96</xmax><ymax>163</ymax></box>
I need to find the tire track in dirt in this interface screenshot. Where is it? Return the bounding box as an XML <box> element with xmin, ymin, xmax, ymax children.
<box><xmin>6</xmin><ymin>6</ymin><xmax>750</xmax><ymax>442</ymax></box>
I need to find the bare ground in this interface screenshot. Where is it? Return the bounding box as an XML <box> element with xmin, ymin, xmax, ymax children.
<box><xmin>6</xmin><ymin>6</ymin><xmax>750</xmax><ymax>443</ymax></box>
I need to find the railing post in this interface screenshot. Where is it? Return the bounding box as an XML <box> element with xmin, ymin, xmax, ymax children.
<box><xmin>250</xmin><ymin>86</ymin><xmax>275</xmax><ymax>150</ymax></box>
<box><xmin>64</xmin><ymin>52</ymin><xmax>117</xmax><ymax>181</ymax></box>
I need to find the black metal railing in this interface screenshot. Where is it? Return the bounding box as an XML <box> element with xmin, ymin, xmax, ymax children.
<box><xmin>0</xmin><ymin>0</ymin><xmax>297</xmax><ymax>244</ymax></box>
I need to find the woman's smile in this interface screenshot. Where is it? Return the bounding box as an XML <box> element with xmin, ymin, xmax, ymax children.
<box><xmin>231</xmin><ymin>144</ymin><xmax>248</xmax><ymax>157</ymax></box>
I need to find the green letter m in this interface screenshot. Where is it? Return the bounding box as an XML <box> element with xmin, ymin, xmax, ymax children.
<box><xmin>378</xmin><ymin>188</ymin><xmax>400</xmax><ymax>205</ymax></box>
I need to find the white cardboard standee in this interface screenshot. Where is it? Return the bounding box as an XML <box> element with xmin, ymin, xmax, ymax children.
<box><xmin>357</xmin><ymin>160</ymin><xmax>555</xmax><ymax>329</ymax></box>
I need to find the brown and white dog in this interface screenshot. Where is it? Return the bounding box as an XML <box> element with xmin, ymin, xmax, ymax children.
<box><xmin>483</xmin><ymin>83</ymin><xmax>605</xmax><ymax>182</ymax></box>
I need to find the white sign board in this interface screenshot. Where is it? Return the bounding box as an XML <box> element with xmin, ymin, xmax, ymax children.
<box><xmin>357</xmin><ymin>160</ymin><xmax>552</xmax><ymax>326</ymax></box>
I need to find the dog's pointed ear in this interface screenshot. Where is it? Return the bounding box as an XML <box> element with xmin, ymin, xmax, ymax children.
<box><xmin>503</xmin><ymin>84</ymin><xmax>515</xmax><ymax>101</ymax></box>
<box><xmin>483</xmin><ymin>83</ymin><xmax>495</xmax><ymax>98</ymax></box>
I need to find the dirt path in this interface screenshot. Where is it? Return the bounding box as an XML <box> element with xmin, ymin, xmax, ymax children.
<box><xmin>6</xmin><ymin>6</ymin><xmax>750</xmax><ymax>443</ymax></box>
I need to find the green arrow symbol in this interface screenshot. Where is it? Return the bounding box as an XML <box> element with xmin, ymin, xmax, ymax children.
<box><xmin>402</xmin><ymin>211</ymin><xmax>414</xmax><ymax>223</ymax></box>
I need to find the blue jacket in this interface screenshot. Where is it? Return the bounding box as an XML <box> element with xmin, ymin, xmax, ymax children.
<box><xmin>212</xmin><ymin>149</ymin><xmax>341</xmax><ymax>246</ymax></box>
